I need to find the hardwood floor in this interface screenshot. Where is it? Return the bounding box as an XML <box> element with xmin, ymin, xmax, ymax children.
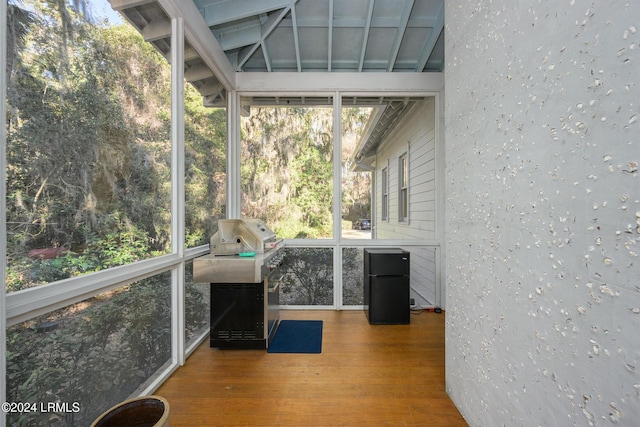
<box><xmin>156</xmin><ymin>310</ymin><xmax>468</xmax><ymax>427</ymax></box>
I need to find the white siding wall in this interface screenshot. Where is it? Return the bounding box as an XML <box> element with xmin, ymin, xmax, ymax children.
<box><xmin>401</xmin><ymin>246</ymin><xmax>436</xmax><ymax>306</ymax></box>
<box><xmin>375</xmin><ymin>98</ymin><xmax>436</xmax><ymax>240</ymax></box>
<box><xmin>373</xmin><ymin>98</ymin><xmax>438</xmax><ymax>306</ymax></box>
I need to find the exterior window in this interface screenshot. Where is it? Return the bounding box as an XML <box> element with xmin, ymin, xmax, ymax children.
<box><xmin>184</xmin><ymin>89</ymin><xmax>227</xmax><ymax>248</ymax></box>
<box><xmin>381</xmin><ymin>167</ymin><xmax>389</xmax><ymax>221</ymax></box>
<box><xmin>281</xmin><ymin>247</ymin><xmax>334</xmax><ymax>306</ymax></box>
<box><xmin>5</xmin><ymin>4</ymin><xmax>173</xmax><ymax>292</ymax></box>
<box><xmin>342</xmin><ymin>247</ymin><xmax>364</xmax><ymax>305</ymax></box>
<box><xmin>6</xmin><ymin>272</ymin><xmax>173</xmax><ymax>426</ymax></box>
<box><xmin>241</xmin><ymin>105</ymin><xmax>334</xmax><ymax>239</ymax></box>
<box><xmin>399</xmin><ymin>153</ymin><xmax>408</xmax><ymax>222</ymax></box>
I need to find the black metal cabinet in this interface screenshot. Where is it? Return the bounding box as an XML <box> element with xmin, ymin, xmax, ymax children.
<box><xmin>364</xmin><ymin>248</ymin><xmax>410</xmax><ymax>324</ymax></box>
<box><xmin>208</xmin><ymin>262</ymin><xmax>281</xmax><ymax>350</ymax></box>
<box><xmin>210</xmin><ymin>282</ymin><xmax>265</xmax><ymax>349</ymax></box>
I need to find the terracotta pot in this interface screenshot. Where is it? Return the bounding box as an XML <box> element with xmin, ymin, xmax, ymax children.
<box><xmin>91</xmin><ymin>395</ymin><xmax>170</xmax><ymax>427</ymax></box>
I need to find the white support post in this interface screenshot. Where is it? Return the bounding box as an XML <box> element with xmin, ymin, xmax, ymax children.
<box><xmin>171</xmin><ymin>17</ymin><xmax>186</xmax><ymax>365</ymax></box>
<box><xmin>226</xmin><ymin>90</ymin><xmax>241</xmax><ymax>218</ymax></box>
<box><xmin>434</xmin><ymin>91</ymin><xmax>445</xmax><ymax>310</ymax></box>
<box><xmin>333</xmin><ymin>92</ymin><xmax>342</xmax><ymax>308</ymax></box>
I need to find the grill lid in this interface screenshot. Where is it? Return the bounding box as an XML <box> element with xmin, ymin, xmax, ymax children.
<box><xmin>211</xmin><ymin>219</ymin><xmax>279</xmax><ymax>255</ymax></box>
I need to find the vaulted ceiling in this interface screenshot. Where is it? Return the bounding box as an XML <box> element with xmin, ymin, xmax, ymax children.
<box><xmin>192</xmin><ymin>0</ymin><xmax>444</xmax><ymax>73</ymax></box>
<box><xmin>110</xmin><ymin>0</ymin><xmax>444</xmax><ymax>105</ymax></box>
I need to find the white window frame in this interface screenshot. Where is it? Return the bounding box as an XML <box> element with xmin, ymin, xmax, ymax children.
<box><xmin>381</xmin><ymin>165</ymin><xmax>389</xmax><ymax>221</ymax></box>
<box><xmin>398</xmin><ymin>151</ymin><xmax>409</xmax><ymax>223</ymax></box>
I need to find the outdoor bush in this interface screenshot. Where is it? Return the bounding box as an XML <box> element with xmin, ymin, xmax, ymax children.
<box><xmin>4</xmin><ymin>272</ymin><xmax>199</xmax><ymax>426</ymax></box>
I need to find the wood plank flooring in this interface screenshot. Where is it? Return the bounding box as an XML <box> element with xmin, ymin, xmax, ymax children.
<box><xmin>156</xmin><ymin>310</ymin><xmax>468</xmax><ymax>427</ymax></box>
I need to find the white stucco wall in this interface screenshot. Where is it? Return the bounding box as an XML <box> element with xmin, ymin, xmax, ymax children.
<box><xmin>444</xmin><ymin>1</ymin><xmax>639</xmax><ymax>426</ymax></box>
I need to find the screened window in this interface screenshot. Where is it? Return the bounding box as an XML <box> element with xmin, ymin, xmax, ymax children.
<box><xmin>185</xmin><ymin>261</ymin><xmax>210</xmax><ymax>348</ymax></box>
<box><xmin>5</xmin><ymin>4</ymin><xmax>172</xmax><ymax>292</ymax></box>
<box><xmin>342</xmin><ymin>247</ymin><xmax>364</xmax><ymax>305</ymax></box>
<box><xmin>341</xmin><ymin>107</ymin><xmax>372</xmax><ymax>239</ymax></box>
<box><xmin>240</xmin><ymin>105</ymin><xmax>334</xmax><ymax>239</ymax></box>
<box><xmin>6</xmin><ymin>272</ymin><xmax>172</xmax><ymax>426</ymax></box>
<box><xmin>280</xmin><ymin>247</ymin><xmax>334</xmax><ymax>306</ymax></box>
<box><xmin>348</xmin><ymin>98</ymin><xmax>435</xmax><ymax>240</ymax></box>
<box><xmin>184</xmin><ymin>81</ymin><xmax>227</xmax><ymax>248</ymax></box>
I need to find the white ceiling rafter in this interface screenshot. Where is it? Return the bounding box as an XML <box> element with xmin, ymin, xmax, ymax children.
<box><xmin>187</xmin><ymin>0</ymin><xmax>443</xmax><ymax>73</ymax></box>
<box><xmin>262</xmin><ymin>41</ymin><xmax>272</xmax><ymax>72</ymax></box>
<box><xmin>217</xmin><ymin>24</ymin><xmax>261</xmax><ymax>51</ymax></box>
<box><xmin>201</xmin><ymin>0</ymin><xmax>292</xmax><ymax>27</ymax></box>
<box><xmin>142</xmin><ymin>18</ymin><xmax>171</xmax><ymax>42</ymax></box>
<box><xmin>358</xmin><ymin>0</ymin><xmax>375</xmax><ymax>72</ymax></box>
<box><xmin>291</xmin><ymin>5</ymin><xmax>301</xmax><ymax>71</ymax></box>
<box><xmin>112</xmin><ymin>0</ymin><xmax>445</xmax><ymax>105</ymax></box>
<box><xmin>235</xmin><ymin>4</ymin><xmax>294</xmax><ymax>71</ymax></box>
<box><xmin>415</xmin><ymin>1</ymin><xmax>444</xmax><ymax>72</ymax></box>
<box><xmin>184</xmin><ymin>63</ymin><xmax>215</xmax><ymax>82</ymax></box>
<box><xmin>109</xmin><ymin>0</ymin><xmax>154</xmax><ymax>10</ymax></box>
<box><xmin>197</xmin><ymin>80</ymin><xmax>224</xmax><ymax>97</ymax></box>
<box><xmin>184</xmin><ymin>46</ymin><xmax>200</xmax><ymax>61</ymax></box>
<box><xmin>328</xmin><ymin>0</ymin><xmax>334</xmax><ymax>71</ymax></box>
<box><xmin>387</xmin><ymin>0</ymin><xmax>414</xmax><ymax>71</ymax></box>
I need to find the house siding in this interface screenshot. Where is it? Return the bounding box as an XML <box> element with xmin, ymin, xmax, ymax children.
<box><xmin>401</xmin><ymin>246</ymin><xmax>437</xmax><ymax>306</ymax></box>
<box><xmin>375</xmin><ymin>98</ymin><xmax>436</xmax><ymax>240</ymax></box>
<box><xmin>373</xmin><ymin>98</ymin><xmax>438</xmax><ymax>307</ymax></box>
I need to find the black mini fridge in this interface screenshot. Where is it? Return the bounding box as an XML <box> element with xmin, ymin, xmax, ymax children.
<box><xmin>364</xmin><ymin>248</ymin><xmax>410</xmax><ymax>324</ymax></box>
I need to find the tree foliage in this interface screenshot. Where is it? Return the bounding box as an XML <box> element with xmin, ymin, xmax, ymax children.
<box><xmin>5</xmin><ymin>4</ymin><xmax>215</xmax><ymax>424</ymax></box>
<box><xmin>5</xmin><ymin>1</ymin><xmax>225</xmax><ymax>291</ymax></box>
<box><xmin>6</xmin><ymin>275</ymin><xmax>177</xmax><ymax>426</ymax></box>
<box><xmin>240</xmin><ymin>107</ymin><xmax>334</xmax><ymax>238</ymax></box>
<box><xmin>280</xmin><ymin>247</ymin><xmax>334</xmax><ymax>305</ymax></box>
<box><xmin>240</xmin><ymin>106</ymin><xmax>372</xmax><ymax>239</ymax></box>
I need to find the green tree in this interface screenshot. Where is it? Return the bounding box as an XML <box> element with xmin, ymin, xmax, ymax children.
<box><xmin>4</xmin><ymin>3</ymin><xmax>217</xmax><ymax>425</ymax></box>
<box><xmin>184</xmin><ymin>88</ymin><xmax>227</xmax><ymax>247</ymax></box>
<box><xmin>6</xmin><ymin>1</ymin><xmax>35</xmax><ymax>79</ymax></box>
<box><xmin>240</xmin><ymin>107</ymin><xmax>334</xmax><ymax>238</ymax></box>
<box><xmin>5</xmin><ymin>2</ymin><xmax>179</xmax><ymax>290</ymax></box>
<box><xmin>6</xmin><ymin>275</ymin><xmax>174</xmax><ymax>426</ymax></box>
<box><xmin>280</xmin><ymin>248</ymin><xmax>333</xmax><ymax>305</ymax></box>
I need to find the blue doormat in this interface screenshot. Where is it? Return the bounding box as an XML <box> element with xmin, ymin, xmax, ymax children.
<box><xmin>268</xmin><ymin>320</ymin><xmax>323</xmax><ymax>353</ymax></box>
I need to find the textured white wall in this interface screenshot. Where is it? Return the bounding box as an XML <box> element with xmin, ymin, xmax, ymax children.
<box><xmin>444</xmin><ymin>1</ymin><xmax>639</xmax><ymax>426</ymax></box>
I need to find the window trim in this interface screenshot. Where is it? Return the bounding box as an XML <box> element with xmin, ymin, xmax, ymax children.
<box><xmin>398</xmin><ymin>151</ymin><xmax>409</xmax><ymax>223</ymax></box>
<box><xmin>381</xmin><ymin>165</ymin><xmax>389</xmax><ymax>221</ymax></box>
